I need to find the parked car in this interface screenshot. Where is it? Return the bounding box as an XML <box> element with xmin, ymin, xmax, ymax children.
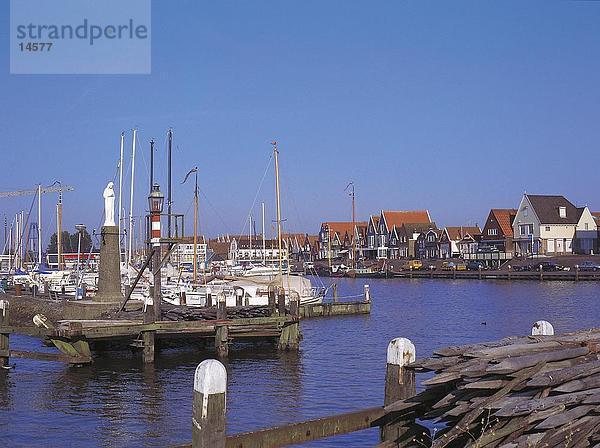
<box><xmin>442</xmin><ymin>261</ymin><xmax>467</xmax><ymax>271</ymax></box>
<box><xmin>467</xmin><ymin>260</ymin><xmax>487</xmax><ymax>271</ymax></box>
<box><xmin>538</xmin><ymin>261</ymin><xmax>562</xmax><ymax>272</ymax></box>
<box><xmin>578</xmin><ymin>261</ymin><xmax>600</xmax><ymax>272</ymax></box>
<box><xmin>512</xmin><ymin>264</ymin><xmax>532</xmax><ymax>272</ymax></box>
<box><xmin>400</xmin><ymin>260</ymin><xmax>423</xmax><ymax>271</ymax></box>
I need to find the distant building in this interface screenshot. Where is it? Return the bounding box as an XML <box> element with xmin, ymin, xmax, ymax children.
<box><xmin>439</xmin><ymin>226</ymin><xmax>481</xmax><ymax>258</ymax></box>
<box><xmin>318</xmin><ymin>221</ymin><xmax>367</xmax><ymax>261</ymax></box>
<box><xmin>397</xmin><ymin>223</ymin><xmax>437</xmax><ymax>259</ymax></box>
<box><xmin>480</xmin><ymin>209</ymin><xmax>517</xmax><ymax>253</ymax></box>
<box><xmin>512</xmin><ymin>194</ymin><xmax>597</xmax><ymax>256</ymax></box>
<box><xmin>365</xmin><ymin>210</ymin><xmax>432</xmax><ymax>259</ymax></box>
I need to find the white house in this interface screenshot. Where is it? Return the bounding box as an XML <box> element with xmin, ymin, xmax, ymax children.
<box><xmin>512</xmin><ymin>194</ymin><xmax>597</xmax><ymax>256</ymax></box>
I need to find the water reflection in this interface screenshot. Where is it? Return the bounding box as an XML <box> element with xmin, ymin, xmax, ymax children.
<box><xmin>1</xmin><ymin>279</ymin><xmax>599</xmax><ymax>447</ymax></box>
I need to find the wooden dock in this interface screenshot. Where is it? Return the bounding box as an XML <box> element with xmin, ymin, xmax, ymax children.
<box><xmin>179</xmin><ymin>321</ymin><xmax>600</xmax><ymax>448</ymax></box>
<box><xmin>0</xmin><ymin>298</ymin><xmax>301</xmax><ymax>365</ymax></box>
<box><xmin>299</xmin><ymin>301</ymin><xmax>370</xmax><ymax>318</ymax></box>
<box><xmin>391</xmin><ymin>268</ymin><xmax>600</xmax><ymax>281</ymax></box>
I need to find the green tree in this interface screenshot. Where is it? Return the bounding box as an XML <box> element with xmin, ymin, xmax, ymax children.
<box><xmin>46</xmin><ymin>228</ymin><xmax>95</xmax><ymax>254</ymax></box>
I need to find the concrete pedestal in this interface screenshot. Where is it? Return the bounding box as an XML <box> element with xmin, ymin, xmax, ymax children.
<box><xmin>94</xmin><ymin>225</ymin><xmax>124</xmax><ymax>303</ymax></box>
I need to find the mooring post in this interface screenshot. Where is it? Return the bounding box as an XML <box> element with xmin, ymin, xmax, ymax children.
<box><xmin>192</xmin><ymin>359</ymin><xmax>227</xmax><ymax>448</ymax></box>
<box><xmin>332</xmin><ymin>283</ymin><xmax>338</xmax><ymax>302</ymax></box>
<box><xmin>206</xmin><ymin>287</ymin><xmax>213</xmax><ymax>308</ymax></box>
<box><xmin>364</xmin><ymin>284</ymin><xmax>371</xmax><ymax>302</ymax></box>
<box><xmin>382</xmin><ymin>337</ymin><xmax>416</xmax><ymax>443</ymax></box>
<box><xmin>216</xmin><ymin>293</ymin><xmax>226</xmax><ymax>320</ymax></box>
<box><xmin>268</xmin><ymin>286</ymin><xmax>276</xmax><ymax>315</ymax></box>
<box><xmin>289</xmin><ymin>291</ymin><xmax>299</xmax><ymax>318</ymax></box>
<box><xmin>180</xmin><ymin>291</ymin><xmax>187</xmax><ymax>306</ymax></box>
<box><xmin>531</xmin><ymin>320</ymin><xmax>554</xmax><ymax>336</ymax></box>
<box><xmin>235</xmin><ymin>288</ymin><xmax>243</xmax><ymax>307</ymax></box>
<box><xmin>14</xmin><ymin>284</ymin><xmax>21</xmax><ymax>297</ymax></box>
<box><xmin>539</xmin><ymin>264</ymin><xmax>543</xmax><ymax>281</ymax></box>
<box><xmin>478</xmin><ymin>264</ymin><xmax>482</xmax><ymax>280</ymax></box>
<box><xmin>452</xmin><ymin>265</ymin><xmax>456</xmax><ymax>279</ymax></box>
<box><xmin>409</xmin><ymin>265</ymin><xmax>413</xmax><ymax>279</ymax></box>
<box><xmin>0</xmin><ymin>300</ymin><xmax>10</xmax><ymax>368</ymax></box>
<box><xmin>215</xmin><ymin>325</ymin><xmax>229</xmax><ymax>358</ymax></box>
<box><xmin>277</xmin><ymin>287</ymin><xmax>286</xmax><ymax>316</ymax></box>
<box><xmin>575</xmin><ymin>265</ymin><xmax>579</xmax><ymax>282</ymax></box>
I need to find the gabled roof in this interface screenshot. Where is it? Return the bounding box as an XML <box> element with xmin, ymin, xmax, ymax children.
<box><xmin>525</xmin><ymin>195</ymin><xmax>582</xmax><ymax>224</ymax></box>
<box><xmin>401</xmin><ymin>222</ymin><xmax>438</xmax><ymax>235</ymax></box>
<box><xmin>490</xmin><ymin>209</ymin><xmax>518</xmax><ymax>237</ymax></box>
<box><xmin>322</xmin><ymin>221</ymin><xmax>367</xmax><ymax>237</ymax></box>
<box><xmin>444</xmin><ymin>226</ymin><xmax>481</xmax><ymax>241</ymax></box>
<box><xmin>381</xmin><ymin>210</ymin><xmax>431</xmax><ymax>230</ymax></box>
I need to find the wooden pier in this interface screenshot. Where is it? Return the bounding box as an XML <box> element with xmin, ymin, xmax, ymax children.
<box><xmin>180</xmin><ymin>321</ymin><xmax>600</xmax><ymax>448</ymax></box>
<box><xmin>391</xmin><ymin>268</ymin><xmax>600</xmax><ymax>281</ymax></box>
<box><xmin>0</xmin><ymin>298</ymin><xmax>301</xmax><ymax>365</ymax></box>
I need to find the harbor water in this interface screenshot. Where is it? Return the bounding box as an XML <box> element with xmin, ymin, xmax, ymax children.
<box><xmin>1</xmin><ymin>278</ymin><xmax>599</xmax><ymax>447</ymax></box>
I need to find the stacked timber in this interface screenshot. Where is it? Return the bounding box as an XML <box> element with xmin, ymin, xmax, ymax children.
<box><xmin>103</xmin><ymin>305</ymin><xmax>273</xmax><ymax>321</ymax></box>
<box><xmin>162</xmin><ymin>305</ymin><xmax>272</xmax><ymax>321</ymax></box>
<box><xmin>386</xmin><ymin>329</ymin><xmax>600</xmax><ymax>447</ymax></box>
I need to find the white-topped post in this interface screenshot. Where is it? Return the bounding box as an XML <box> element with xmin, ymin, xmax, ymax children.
<box><xmin>531</xmin><ymin>320</ymin><xmax>554</xmax><ymax>336</ymax></box>
<box><xmin>364</xmin><ymin>284</ymin><xmax>371</xmax><ymax>302</ymax></box>
<box><xmin>382</xmin><ymin>337</ymin><xmax>417</xmax><ymax>442</ymax></box>
<box><xmin>192</xmin><ymin>359</ymin><xmax>227</xmax><ymax>448</ymax></box>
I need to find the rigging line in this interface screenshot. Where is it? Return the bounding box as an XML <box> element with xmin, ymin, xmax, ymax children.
<box><xmin>239</xmin><ymin>154</ymin><xmax>273</xmax><ymax>237</ymax></box>
<box><xmin>198</xmin><ymin>188</ymin><xmax>232</xmax><ymax>235</ymax></box>
<box><xmin>280</xmin><ymin>163</ymin><xmax>304</xmax><ymax>235</ymax></box>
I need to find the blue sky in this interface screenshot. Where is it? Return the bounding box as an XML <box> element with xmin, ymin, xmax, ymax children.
<box><xmin>1</xmin><ymin>1</ymin><xmax>600</xmax><ymax>247</ymax></box>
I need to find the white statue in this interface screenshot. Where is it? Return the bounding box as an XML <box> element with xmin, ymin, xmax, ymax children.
<box><xmin>103</xmin><ymin>182</ymin><xmax>116</xmax><ymax>226</ymax></box>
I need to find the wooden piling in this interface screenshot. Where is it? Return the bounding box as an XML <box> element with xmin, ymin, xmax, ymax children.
<box><xmin>332</xmin><ymin>283</ymin><xmax>338</xmax><ymax>302</ymax></box>
<box><xmin>364</xmin><ymin>284</ymin><xmax>371</xmax><ymax>302</ymax></box>
<box><xmin>206</xmin><ymin>288</ymin><xmax>213</xmax><ymax>307</ymax></box>
<box><xmin>382</xmin><ymin>337</ymin><xmax>416</xmax><ymax>443</ymax></box>
<box><xmin>192</xmin><ymin>359</ymin><xmax>227</xmax><ymax>448</ymax></box>
<box><xmin>575</xmin><ymin>265</ymin><xmax>580</xmax><ymax>282</ymax></box>
<box><xmin>507</xmin><ymin>265</ymin><xmax>512</xmax><ymax>281</ymax></box>
<box><xmin>478</xmin><ymin>265</ymin><xmax>482</xmax><ymax>280</ymax></box>
<box><xmin>277</xmin><ymin>287</ymin><xmax>286</xmax><ymax>316</ymax></box>
<box><xmin>0</xmin><ymin>300</ymin><xmax>9</xmax><ymax>368</ymax></box>
<box><xmin>143</xmin><ymin>331</ymin><xmax>155</xmax><ymax>364</ymax></box>
<box><xmin>216</xmin><ymin>294</ymin><xmax>226</xmax><ymax>321</ymax></box>
<box><xmin>14</xmin><ymin>284</ymin><xmax>22</xmax><ymax>297</ymax></box>
<box><xmin>539</xmin><ymin>265</ymin><xmax>543</xmax><ymax>281</ymax></box>
<box><xmin>532</xmin><ymin>320</ymin><xmax>554</xmax><ymax>336</ymax></box>
<box><xmin>289</xmin><ymin>292</ymin><xmax>299</xmax><ymax>318</ymax></box>
<box><xmin>268</xmin><ymin>286</ymin><xmax>276</xmax><ymax>314</ymax></box>
<box><xmin>235</xmin><ymin>289</ymin><xmax>243</xmax><ymax>307</ymax></box>
<box><xmin>215</xmin><ymin>325</ymin><xmax>229</xmax><ymax>358</ymax></box>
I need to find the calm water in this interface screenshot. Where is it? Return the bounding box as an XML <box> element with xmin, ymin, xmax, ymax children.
<box><xmin>1</xmin><ymin>279</ymin><xmax>599</xmax><ymax>447</ymax></box>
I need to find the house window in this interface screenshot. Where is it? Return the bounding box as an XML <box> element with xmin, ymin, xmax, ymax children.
<box><xmin>487</xmin><ymin>229</ymin><xmax>498</xmax><ymax>236</ymax></box>
<box><xmin>559</xmin><ymin>207</ymin><xmax>566</xmax><ymax>218</ymax></box>
<box><xmin>585</xmin><ymin>223</ymin><xmax>589</xmax><ymax>230</ymax></box>
<box><xmin>519</xmin><ymin>224</ymin><xmax>533</xmax><ymax>236</ymax></box>
<box><xmin>545</xmin><ymin>226</ymin><xmax>550</xmax><ymax>232</ymax></box>
<box><xmin>523</xmin><ymin>207</ymin><xmax>528</xmax><ymax>217</ymax></box>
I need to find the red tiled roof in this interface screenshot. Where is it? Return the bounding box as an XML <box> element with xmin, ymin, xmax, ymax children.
<box><xmin>491</xmin><ymin>208</ymin><xmax>518</xmax><ymax>237</ymax></box>
<box><xmin>323</xmin><ymin>222</ymin><xmax>367</xmax><ymax>237</ymax></box>
<box><xmin>444</xmin><ymin>226</ymin><xmax>481</xmax><ymax>240</ymax></box>
<box><xmin>382</xmin><ymin>210</ymin><xmax>431</xmax><ymax>230</ymax></box>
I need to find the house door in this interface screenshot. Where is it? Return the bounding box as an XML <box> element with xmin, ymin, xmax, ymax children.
<box><xmin>556</xmin><ymin>239</ymin><xmax>564</xmax><ymax>253</ymax></box>
<box><xmin>547</xmin><ymin>239</ymin><xmax>554</xmax><ymax>253</ymax></box>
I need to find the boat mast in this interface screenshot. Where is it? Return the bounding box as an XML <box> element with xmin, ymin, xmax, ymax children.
<box><xmin>346</xmin><ymin>181</ymin><xmax>355</xmax><ymax>268</ymax></box>
<box><xmin>118</xmin><ymin>132</ymin><xmax>124</xmax><ymax>262</ymax></box>
<box><xmin>262</xmin><ymin>202</ymin><xmax>266</xmax><ymax>264</ymax></box>
<box><xmin>272</xmin><ymin>141</ymin><xmax>283</xmax><ymax>283</ymax></box>
<box><xmin>57</xmin><ymin>192</ymin><xmax>63</xmax><ymax>270</ymax></box>
<box><xmin>149</xmin><ymin>138</ymin><xmax>155</xmax><ymax>255</ymax></box>
<box><xmin>37</xmin><ymin>184</ymin><xmax>42</xmax><ymax>265</ymax></box>
<box><xmin>167</xmin><ymin>128</ymin><xmax>173</xmax><ymax>239</ymax></box>
<box><xmin>249</xmin><ymin>215</ymin><xmax>252</xmax><ymax>260</ymax></box>
<box><xmin>193</xmin><ymin>168</ymin><xmax>198</xmax><ymax>284</ymax></box>
<box><xmin>128</xmin><ymin>128</ymin><xmax>137</xmax><ymax>267</ymax></box>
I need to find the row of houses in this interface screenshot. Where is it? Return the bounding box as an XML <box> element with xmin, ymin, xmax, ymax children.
<box><xmin>317</xmin><ymin>194</ymin><xmax>600</xmax><ymax>264</ymax></box>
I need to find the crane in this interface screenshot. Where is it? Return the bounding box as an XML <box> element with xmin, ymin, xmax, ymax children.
<box><xmin>0</xmin><ymin>183</ymin><xmax>74</xmax><ymax>268</ymax></box>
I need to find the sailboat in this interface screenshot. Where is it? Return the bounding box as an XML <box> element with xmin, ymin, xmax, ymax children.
<box><xmin>161</xmin><ymin>142</ymin><xmax>325</xmax><ymax>307</ymax></box>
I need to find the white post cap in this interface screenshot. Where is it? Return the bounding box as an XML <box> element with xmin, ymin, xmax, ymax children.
<box><xmin>531</xmin><ymin>320</ymin><xmax>554</xmax><ymax>336</ymax></box>
<box><xmin>194</xmin><ymin>359</ymin><xmax>227</xmax><ymax>394</ymax></box>
<box><xmin>387</xmin><ymin>337</ymin><xmax>416</xmax><ymax>366</ymax></box>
